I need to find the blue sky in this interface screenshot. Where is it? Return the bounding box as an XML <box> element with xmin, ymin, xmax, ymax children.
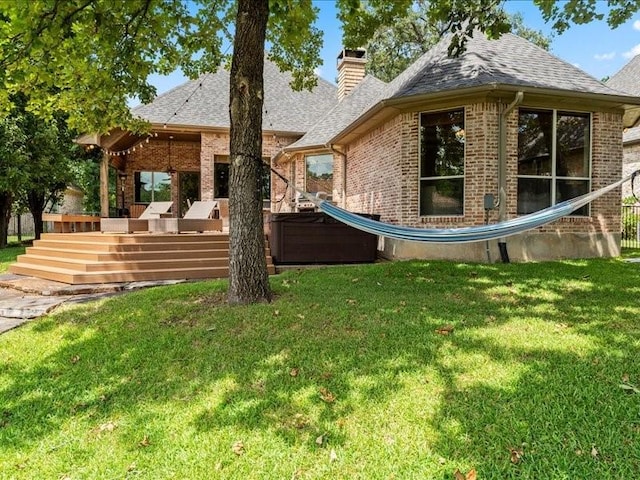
<box><xmin>150</xmin><ymin>0</ymin><xmax>640</xmax><ymax>95</ymax></box>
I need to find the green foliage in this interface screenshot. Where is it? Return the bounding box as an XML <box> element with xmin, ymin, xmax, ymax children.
<box><xmin>365</xmin><ymin>4</ymin><xmax>552</xmax><ymax>82</ymax></box>
<box><xmin>622</xmin><ymin>205</ymin><xmax>639</xmax><ymax>241</ymax></box>
<box><xmin>1</xmin><ymin>259</ymin><xmax>639</xmax><ymax>477</ymax></box>
<box><xmin>534</xmin><ymin>0</ymin><xmax>637</xmax><ymax>33</ymax></box>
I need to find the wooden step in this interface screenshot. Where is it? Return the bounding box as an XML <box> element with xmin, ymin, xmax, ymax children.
<box><xmin>10</xmin><ymin>231</ymin><xmax>275</xmax><ymax>284</ymax></box>
<box><xmin>33</xmin><ymin>239</ymin><xmax>231</xmax><ymax>252</ymax></box>
<box><xmin>25</xmin><ymin>247</ymin><xmax>234</xmax><ymax>262</ymax></box>
<box><xmin>40</xmin><ymin>232</ymin><xmax>232</xmax><ymax>244</ymax></box>
<box><xmin>15</xmin><ymin>255</ymin><xmax>237</xmax><ymax>272</ymax></box>
<box><xmin>10</xmin><ymin>263</ymin><xmax>277</xmax><ymax>284</ymax></box>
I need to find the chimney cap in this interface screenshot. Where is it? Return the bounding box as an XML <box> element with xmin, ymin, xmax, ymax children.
<box><xmin>337</xmin><ymin>48</ymin><xmax>366</xmax><ymax>65</ymax></box>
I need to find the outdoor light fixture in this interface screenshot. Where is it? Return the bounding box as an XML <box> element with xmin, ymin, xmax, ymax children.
<box><xmin>118</xmin><ymin>171</ymin><xmax>127</xmax><ymax>214</ymax></box>
<box><xmin>167</xmin><ymin>135</ymin><xmax>177</xmax><ymax>175</ymax></box>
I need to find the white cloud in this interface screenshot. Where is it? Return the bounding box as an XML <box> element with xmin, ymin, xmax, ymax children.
<box><xmin>594</xmin><ymin>52</ymin><xmax>616</xmax><ymax>61</ymax></box>
<box><xmin>634</xmin><ymin>20</ymin><xmax>640</xmax><ymax>31</ymax></box>
<box><xmin>313</xmin><ymin>66</ymin><xmax>323</xmax><ymax>77</ymax></box>
<box><xmin>623</xmin><ymin>43</ymin><xmax>640</xmax><ymax>58</ymax></box>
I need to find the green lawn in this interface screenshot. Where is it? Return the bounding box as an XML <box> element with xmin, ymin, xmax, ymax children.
<box><xmin>1</xmin><ymin>259</ymin><xmax>639</xmax><ymax>479</ymax></box>
<box><xmin>0</xmin><ymin>244</ymin><xmax>25</xmax><ymax>273</ymax></box>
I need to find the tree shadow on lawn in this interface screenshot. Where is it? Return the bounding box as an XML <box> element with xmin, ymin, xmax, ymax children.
<box><xmin>0</xmin><ymin>259</ymin><xmax>638</xmax><ymax>477</ymax></box>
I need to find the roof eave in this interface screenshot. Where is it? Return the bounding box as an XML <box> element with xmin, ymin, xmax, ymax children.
<box><xmin>331</xmin><ymin>83</ymin><xmax>640</xmax><ymax>144</ymax></box>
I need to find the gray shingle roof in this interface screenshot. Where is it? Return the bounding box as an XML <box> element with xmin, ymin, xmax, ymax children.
<box><xmin>132</xmin><ymin>60</ymin><xmax>337</xmax><ymax>133</ymax></box>
<box><xmin>606</xmin><ymin>55</ymin><xmax>640</xmax><ymax>96</ymax></box>
<box><xmin>385</xmin><ymin>32</ymin><xmax>631</xmax><ymax>100</ymax></box>
<box><xmin>286</xmin><ymin>75</ymin><xmax>387</xmax><ymax>150</ymax></box>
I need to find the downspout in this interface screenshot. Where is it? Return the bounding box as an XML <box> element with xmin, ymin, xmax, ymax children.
<box><xmin>329</xmin><ymin>144</ymin><xmax>347</xmax><ymax>209</ymax></box>
<box><xmin>497</xmin><ymin>91</ymin><xmax>524</xmax><ymax>263</ymax></box>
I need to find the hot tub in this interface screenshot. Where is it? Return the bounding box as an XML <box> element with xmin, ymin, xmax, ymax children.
<box><xmin>268</xmin><ymin>212</ymin><xmax>379</xmax><ymax>264</ymax></box>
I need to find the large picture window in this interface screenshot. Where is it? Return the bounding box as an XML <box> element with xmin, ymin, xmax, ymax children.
<box><xmin>305</xmin><ymin>154</ymin><xmax>333</xmax><ymax>195</ymax></box>
<box><xmin>517</xmin><ymin>109</ymin><xmax>591</xmax><ymax>215</ymax></box>
<box><xmin>134</xmin><ymin>171</ymin><xmax>172</xmax><ymax>203</ymax></box>
<box><xmin>419</xmin><ymin>109</ymin><xmax>465</xmax><ymax>216</ymax></box>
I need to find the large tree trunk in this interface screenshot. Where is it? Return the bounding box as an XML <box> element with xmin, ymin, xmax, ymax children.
<box><xmin>26</xmin><ymin>190</ymin><xmax>45</xmax><ymax>240</ymax></box>
<box><xmin>0</xmin><ymin>192</ymin><xmax>12</xmax><ymax>248</ymax></box>
<box><xmin>227</xmin><ymin>0</ymin><xmax>271</xmax><ymax>304</ymax></box>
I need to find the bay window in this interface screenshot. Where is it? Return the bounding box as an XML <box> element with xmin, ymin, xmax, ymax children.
<box><xmin>517</xmin><ymin>109</ymin><xmax>591</xmax><ymax>215</ymax></box>
<box><xmin>305</xmin><ymin>154</ymin><xmax>333</xmax><ymax>195</ymax></box>
<box><xmin>419</xmin><ymin>109</ymin><xmax>465</xmax><ymax>216</ymax></box>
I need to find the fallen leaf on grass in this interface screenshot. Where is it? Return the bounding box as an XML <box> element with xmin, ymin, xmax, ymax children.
<box><xmin>319</xmin><ymin>387</ymin><xmax>336</xmax><ymax>403</ymax></box>
<box><xmin>315</xmin><ymin>434</ymin><xmax>326</xmax><ymax>446</ymax></box>
<box><xmin>346</xmin><ymin>299</ymin><xmax>357</xmax><ymax>305</ymax></box>
<box><xmin>70</xmin><ymin>355</ymin><xmax>80</xmax><ymax>364</ymax></box>
<box><xmin>509</xmin><ymin>447</ymin><xmax>523</xmax><ymax>464</ymax></box>
<box><xmin>273</xmin><ymin>310</ymin><xmax>280</xmax><ymax>317</ymax></box>
<box><xmin>292</xmin><ymin>414</ymin><xmax>308</xmax><ymax>429</ymax></box>
<box><xmin>454</xmin><ymin>468</ymin><xmax>477</xmax><ymax>480</ymax></box>
<box><xmin>232</xmin><ymin>440</ymin><xmax>245</xmax><ymax>456</ymax></box>
<box><xmin>329</xmin><ymin>449</ymin><xmax>337</xmax><ymax>462</ymax></box>
<box><xmin>622</xmin><ymin>373</ymin><xmax>630</xmax><ymax>383</ymax></box>
<box><xmin>98</xmin><ymin>421</ymin><xmax>117</xmax><ymax>433</ymax></box>
<box><xmin>138</xmin><ymin>435</ymin><xmax>151</xmax><ymax>447</ymax></box>
<box><xmin>351</xmin><ymin>278</ymin><xmax>359</xmax><ymax>283</ymax></box>
<box><xmin>591</xmin><ymin>445</ymin><xmax>599</xmax><ymax>458</ymax></box>
<box><xmin>296</xmin><ymin>314</ymin><xmax>305</xmax><ymax>320</ymax></box>
<box><xmin>289</xmin><ymin>368</ymin><xmax>299</xmax><ymax>377</ymax></box>
<box><xmin>620</xmin><ymin>382</ymin><xmax>640</xmax><ymax>394</ymax></box>
<box><xmin>436</xmin><ymin>325</ymin><xmax>454</xmax><ymax>335</ymax></box>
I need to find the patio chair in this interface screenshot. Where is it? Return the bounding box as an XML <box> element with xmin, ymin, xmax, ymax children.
<box><xmin>100</xmin><ymin>201</ymin><xmax>173</xmax><ymax>233</ymax></box>
<box><xmin>148</xmin><ymin>200</ymin><xmax>222</xmax><ymax>233</ymax></box>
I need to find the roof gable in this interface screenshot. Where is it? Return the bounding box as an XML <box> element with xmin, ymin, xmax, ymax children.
<box><xmin>285</xmin><ymin>75</ymin><xmax>387</xmax><ymax>151</ymax></box>
<box><xmin>132</xmin><ymin>60</ymin><xmax>338</xmax><ymax>133</ymax></box>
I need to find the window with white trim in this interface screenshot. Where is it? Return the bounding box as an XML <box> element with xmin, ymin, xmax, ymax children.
<box><xmin>419</xmin><ymin>109</ymin><xmax>465</xmax><ymax>216</ymax></box>
<box><xmin>517</xmin><ymin>109</ymin><xmax>591</xmax><ymax>216</ymax></box>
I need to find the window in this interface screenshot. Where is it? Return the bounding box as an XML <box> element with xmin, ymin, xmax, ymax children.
<box><xmin>419</xmin><ymin>109</ymin><xmax>465</xmax><ymax>216</ymax></box>
<box><xmin>517</xmin><ymin>109</ymin><xmax>591</xmax><ymax>215</ymax></box>
<box><xmin>214</xmin><ymin>156</ymin><xmax>270</xmax><ymax>200</ymax></box>
<box><xmin>134</xmin><ymin>171</ymin><xmax>171</xmax><ymax>203</ymax></box>
<box><xmin>305</xmin><ymin>154</ymin><xmax>333</xmax><ymax>195</ymax></box>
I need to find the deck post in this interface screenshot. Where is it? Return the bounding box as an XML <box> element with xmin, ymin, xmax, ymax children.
<box><xmin>100</xmin><ymin>151</ymin><xmax>109</xmax><ymax>218</ymax></box>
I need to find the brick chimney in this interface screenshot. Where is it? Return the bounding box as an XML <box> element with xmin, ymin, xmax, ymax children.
<box><xmin>337</xmin><ymin>48</ymin><xmax>366</xmax><ymax>101</ymax></box>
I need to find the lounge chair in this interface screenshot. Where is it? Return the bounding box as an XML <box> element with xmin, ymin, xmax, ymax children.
<box><xmin>100</xmin><ymin>201</ymin><xmax>173</xmax><ymax>233</ymax></box>
<box><xmin>148</xmin><ymin>200</ymin><xmax>222</xmax><ymax>233</ymax></box>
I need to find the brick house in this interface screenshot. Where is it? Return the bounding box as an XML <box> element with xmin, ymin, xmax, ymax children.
<box><xmin>274</xmin><ymin>33</ymin><xmax>640</xmax><ymax>261</ymax></box>
<box><xmin>607</xmin><ymin>54</ymin><xmax>640</xmax><ymax>201</ymax></box>
<box><xmin>87</xmin><ymin>32</ymin><xmax>640</xmax><ymax>262</ymax></box>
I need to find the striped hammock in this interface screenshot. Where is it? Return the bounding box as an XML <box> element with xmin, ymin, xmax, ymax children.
<box><xmin>280</xmin><ymin>170</ymin><xmax>638</xmax><ymax>244</ymax></box>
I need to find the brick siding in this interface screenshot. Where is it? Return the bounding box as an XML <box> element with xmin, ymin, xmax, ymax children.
<box><xmin>120</xmin><ymin>132</ymin><xmax>298</xmax><ymax>212</ymax></box>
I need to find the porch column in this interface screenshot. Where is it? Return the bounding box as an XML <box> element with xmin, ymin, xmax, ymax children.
<box><xmin>100</xmin><ymin>151</ymin><xmax>109</xmax><ymax>217</ymax></box>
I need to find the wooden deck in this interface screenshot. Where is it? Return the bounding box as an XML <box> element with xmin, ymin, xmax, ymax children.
<box><xmin>9</xmin><ymin>232</ymin><xmax>275</xmax><ymax>284</ymax></box>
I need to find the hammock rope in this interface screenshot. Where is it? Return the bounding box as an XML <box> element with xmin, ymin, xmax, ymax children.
<box><xmin>269</xmin><ymin>163</ymin><xmax>639</xmax><ymax>244</ymax></box>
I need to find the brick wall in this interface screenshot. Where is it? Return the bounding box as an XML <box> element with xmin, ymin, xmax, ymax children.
<box><xmin>120</xmin><ymin>138</ymin><xmax>201</xmax><ymax>210</ymax></box>
<box><xmin>120</xmin><ymin>132</ymin><xmax>298</xmax><ymax>212</ymax></box>
<box><xmin>341</xmin><ymin>104</ymin><xmax>623</xmax><ymax>235</ymax></box>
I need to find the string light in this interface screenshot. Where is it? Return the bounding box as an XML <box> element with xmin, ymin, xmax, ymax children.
<box><xmin>104</xmin><ymin>74</ymin><xmax>208</xmax><ymax>157</ymax></box>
